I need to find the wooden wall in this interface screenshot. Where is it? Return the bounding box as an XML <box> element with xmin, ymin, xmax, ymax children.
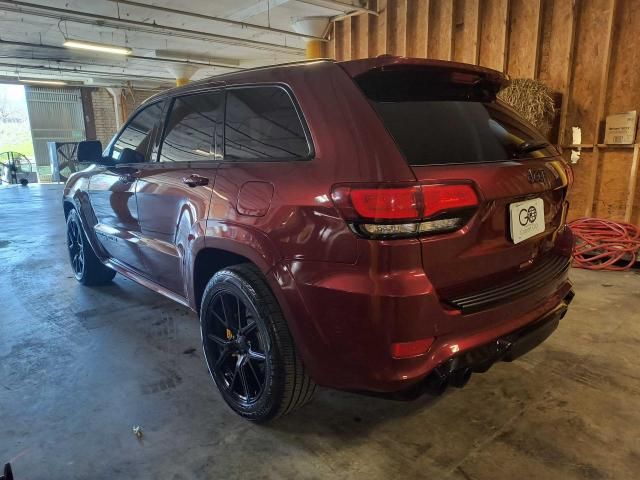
<box><xmin>324</xmin><ymin>0</ymin><xmax>640</xmax><ymax>224</ymax></box>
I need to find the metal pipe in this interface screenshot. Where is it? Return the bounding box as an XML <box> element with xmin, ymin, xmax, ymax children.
<box><xmin>0</xmin><ymin>61</ymin><xmax>173</xmax><ymax>83</ymax></box>
<box><xmin>0</xmin><ymin>40</ymin><xmax>244</xmax><ymax>70</ymax></box>
<box><xmin>0</xmin><ymin>76</ymin><xmax>165</xmax><ymax>90</ymax></box>
<box><xmin>0</xmin><ymin>0</ymin><xmax>304</xmax><ymax>54</ymax></box>
<box><xmin>105</xmin><ymin>87</ymin><xmax>124</xmax><ymax>129</ymax></box>
<box><xmin>104</xmin><ymin>0</ymin><xmax>327</xmax><ymax>41</ymax></box>
<box><xmin>295</xmin><ymin>0</ymin><xmax>377</xmax><ymax>15</ymax></box>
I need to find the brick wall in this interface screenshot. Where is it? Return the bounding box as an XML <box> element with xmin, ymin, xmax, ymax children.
<box><xmin>90</xmin><ymin>87</ymin><xmax>165</xmax><ymax>148</ymax></box>
<box><xmin>122</xmin><ymin>88</ymin><xmax>153</xmax><ymax>118</ymax></box>
<box><xmin>90</xmin><ymin>88</ymin><xmax>118</xmax><ymax>147</ymax></box>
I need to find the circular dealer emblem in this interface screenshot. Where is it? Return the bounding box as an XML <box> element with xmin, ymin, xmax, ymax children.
<box><xmin>519</xmin><ymin>206</ymin><xmax>538</xmax><ymax>226</ymax></box>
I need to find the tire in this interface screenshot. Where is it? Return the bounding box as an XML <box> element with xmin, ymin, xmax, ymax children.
<box><xmin>200</xmin><ymin>263</ymin><xmax>316</xmax><ymax>422</ymax></box>
<box><xmin>66</xmin><ymin>209</ymin><xmax>116</xmax><ymax>286</ymax></box>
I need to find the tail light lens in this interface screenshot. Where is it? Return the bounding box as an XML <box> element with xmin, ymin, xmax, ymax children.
<box><xmin>391</xmin><ymin>338</ymin><xmax>434</xmax><ymax>359</ymax></box>
<box><xmin>349</xmin><ymin>186</ymin><xmax>422</xmax><ymax>220</ymax></box>
<box><xmin>422</xmin><ymin>184</ymin><xmax>478</xmax><ymax>217</ymax></box>
<box><xmin>331</xmin><ymin>183</ymin><xmax>479</xmax><ymax>239</ymax></box>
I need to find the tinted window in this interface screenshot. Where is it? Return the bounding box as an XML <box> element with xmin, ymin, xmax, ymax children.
<box><xmin>224</xmin><ymin>87</ymin><xmax>310</xmax><ymax>160</ymax></box>
<box><xmin>160</xmin><ymin>92</ymin><xmax>222</xmax><ymax>162</ymax></box>
<box><xmin>357</xmin><ymin>70</ymin><xmax>556</xmax><ymax>165</ymax></box>
<box><xmin>112</xmin><ymin>102</ymin><xmax>163</xmax><ymax>162</ymax></box>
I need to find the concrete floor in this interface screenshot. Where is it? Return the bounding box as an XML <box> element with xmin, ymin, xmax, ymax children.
<box><xmin>1</xmin><ymin>184</ymin><xmax>639</xmax><ymax>480</ymax></box>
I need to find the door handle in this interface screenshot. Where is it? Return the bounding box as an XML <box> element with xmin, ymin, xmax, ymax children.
<box><xmin>182</xmin><ymin>174</ymin><xmax>209</xmax><ymax>187</ymax></box>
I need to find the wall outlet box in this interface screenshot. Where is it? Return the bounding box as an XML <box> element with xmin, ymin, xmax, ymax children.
<box><xmin>604</xmin><ymin>111</ymin><xmax>638</xmax><ymax>144</ymax></box>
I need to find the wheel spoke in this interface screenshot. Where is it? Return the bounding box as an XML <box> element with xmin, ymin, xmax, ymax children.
<box><xmin>207</xmin><ymin>333</ymin><xmax>229</xmax><ymax>347</ymax></box>
<box><xmin>247</xmin><ymin>349</ymin><xmax>266</xmax><ymax>362</ymax></box>
<box><xmin>214</xmin><ymin>348</ymin><xmax>230</xmax><ymax>370</ymax></box>
<box><xmin>241</xmin><ymin>321</ymin><xmax>257</xmax><ymax>335</ymax></box>
<box><xmin>236</xmin><ymin>296</ymin><xmax>243</xmax><ymax>330</ymax></box>
<box><xmin>229</xmin><ymin>364</ymin><xmax>239</xmax><ymax>391</ymax></box>
<box><xmin>238</xmin><ymin>362</ymin><xmax>250</xmax><ymax>398</ymax></box>
<box><xmin>219</xmin><ymin>295</ymin><xmax>231</xmax><ymax>328</ymax></box>
<box><xmin>212</xmin><ymin>310</ymin><xmax>227</xmax><ymax>328</ymax></box>
<box><xmin>246</xmin><ymin>359</ymin><xmax>263</xmax><ymax>395</ymax></box>
<box><xmin>73</xmin><ymin>253</ymin><xmax>82</xmax><ymax>273</ymax></box>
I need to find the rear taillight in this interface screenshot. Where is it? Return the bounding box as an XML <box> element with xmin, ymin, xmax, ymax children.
<box><xmin>331</xmin><ymin>183</ymin><xmax>479</xmax><ymax>239</ymax></box>
<box><xmin>348</xmin><ymin>186</ymin><xmax>422</xmax><ymax>220</ymax></box>
<box><xmin>422</xmin><ymin>184</ymin><xmax>478</xmax><ymax>217</ymax></box>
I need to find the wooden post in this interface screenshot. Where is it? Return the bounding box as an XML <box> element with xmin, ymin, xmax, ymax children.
<box><xmin>626</xmin><ymin>144</ymin><xmax>639</xmax><ymax>223</ymax></box>
<box><xmin>584</xmin><ymin>0</ymin><xmax>617</xmax><ymax>217</ymax></box>
<box><xmin>557</xmin><ymin>0</ymin><xmax>579</xmax><ymax>149</ymax></box>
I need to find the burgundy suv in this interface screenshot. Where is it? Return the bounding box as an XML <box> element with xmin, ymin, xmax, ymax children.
<box><xmin>64</xmin><ymin>56</ymin><xmax>574</xmax><ymax>421</ymax></box>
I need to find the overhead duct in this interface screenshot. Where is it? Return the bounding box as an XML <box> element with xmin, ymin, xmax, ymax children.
<box><xmin>291</xmin><ymin>17</ymin><xmax>330</xmax><ymax>59</ymax></box>
<box><xmin>154</xmin><ymin>50</ymin><xmax>240</xmax><ymax>68</ymax></box>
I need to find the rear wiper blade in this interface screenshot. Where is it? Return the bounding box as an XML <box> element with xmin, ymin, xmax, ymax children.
<box><xmin>516</xmin><ymin>140</ymin><xmax>550</xmax><ymax>154</ymax></box>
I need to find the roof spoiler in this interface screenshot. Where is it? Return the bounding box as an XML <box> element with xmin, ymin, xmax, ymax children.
<box><xmin>339</xmin><ymin>56</ymin><xmax>508</xmax><ymax>93</ymax></box>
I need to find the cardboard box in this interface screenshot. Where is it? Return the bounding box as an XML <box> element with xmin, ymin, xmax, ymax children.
<box><xmin>604</xmin><ymin>111</ymin><xmax>638</xmax><ymax>144</ymax></box>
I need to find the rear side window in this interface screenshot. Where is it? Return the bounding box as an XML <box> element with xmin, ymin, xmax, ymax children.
<box><xmin>112</xmin><ymin>101</ymin><xmax>164</xmax><ymax>162</ymax></box>
<box><xmin>356</xmin><ymin>69</ymin><xmax>556</xmax><ymax>166</ymax></box>
<box><xmin>224</xmin><ymin>86</ymin><xmax>310</xmax><ymax>160</ymax></box>
<box><xmin>160</xmin><ymin>92</ymin><xmax>222</xmax><ymax>162</ymax></box>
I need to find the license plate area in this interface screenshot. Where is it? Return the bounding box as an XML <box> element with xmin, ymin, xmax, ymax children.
<box><xmin>509</xmin><ymin>198</ymin><xmax>545</xmax><ymax>244</ymax></box>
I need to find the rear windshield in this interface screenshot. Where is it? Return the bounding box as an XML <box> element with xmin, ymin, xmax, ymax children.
<box><xmin>356</xmin><ymin>69</ymin><xmax>557</xmax><ymax>166</ymax></box>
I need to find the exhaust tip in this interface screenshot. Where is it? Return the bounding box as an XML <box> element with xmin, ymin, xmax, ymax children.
<box><xmin>424</xmin><ymin>372</ymin><xmax>449</xmax><ymax>396</ymax></box>
<box><xmin>450</xmin><ymin>368</ymin><xmax>472</xmax><ymax>388</ymax></box>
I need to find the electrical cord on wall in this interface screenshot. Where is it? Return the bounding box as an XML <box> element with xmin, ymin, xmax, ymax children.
<box><xmin>569</xmin><ymin>218</ymin><xmax>640</xmax><ymax>271</ymax></box>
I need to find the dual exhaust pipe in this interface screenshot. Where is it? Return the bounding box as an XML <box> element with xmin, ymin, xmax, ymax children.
<box><xmin>424</xmin><ymin>367</ymin><xmax>472</xmax><ymax>396</ymax></box>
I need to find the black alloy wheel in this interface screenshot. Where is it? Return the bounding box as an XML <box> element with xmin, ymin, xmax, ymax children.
<box><xmin>200</xmin><ymin>264</ymin><xmax>316</xmax><ymax>422</ymax></box>
<box><xmin>65</xmin><ymin>209</ymin><xmax>116</xmax><ymax>285</ymax></box>
<box><xmin>67</xmin><ymin>214</ymin><xmax>85</xmax><ymax>280</ymax></box>
<box><xmin>204</xmin><ymin>290</ymin><xmax>269</xmax><ymax>406</ymax></box>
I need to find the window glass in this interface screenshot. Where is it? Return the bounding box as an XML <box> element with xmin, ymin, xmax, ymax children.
<box><xmin>356</xmin><ymin>69</ymin><xmax>557</xmax><ymax>165</ymax></box>
<box><xmin>112</xmin><ymin>102</ymin><xmax>163</xmax><ymax>162</ymax></box>
<box><xmin>225</xmin><ymin>87</ymin><xmax>310</xmax><ymax>160</ymax></box>
<box><xmin>160</xmin><ymin>92</ymin><xmax>222</xmax><ymax>162</ymax></box>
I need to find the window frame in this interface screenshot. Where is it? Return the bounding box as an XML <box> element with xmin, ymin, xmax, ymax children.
<box><xmin>222</xmin><ymin>83</ymin><xmax>315</xmax><ymax>163</ymax></box>
<box><xmin>155</xmin><ymin>88</ymin><xmax>225</xmax><ymax>166</ymax></box>
<box><xmin>107</xmin><ymin>100</ymin><xmax>166</xmax><ymax>165</ymax></box>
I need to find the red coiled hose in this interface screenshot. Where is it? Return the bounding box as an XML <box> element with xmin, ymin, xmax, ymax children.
<box><xmin>569</xmin><ymin>218</ymin><xmax>640</xmax><ymax>271</ymax></box>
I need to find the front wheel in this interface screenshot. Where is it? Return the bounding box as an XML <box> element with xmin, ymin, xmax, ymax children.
<box><xmin>200</xmin><ymin>264</ymin><xmax>315</xmax><ymax>422</ymax></box>
<box><xmin>66</xmin><ymin>209</ymin><xmax>116</xmax><ymax>285</ymax></box>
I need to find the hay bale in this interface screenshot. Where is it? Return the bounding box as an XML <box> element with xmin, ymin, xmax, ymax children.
<box><xmin>497</xmin><ymin>78</ymin><xmax>555</xmax><ymax>137</ymax></box>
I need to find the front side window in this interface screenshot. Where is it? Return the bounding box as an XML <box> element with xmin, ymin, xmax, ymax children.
<box><xmin>224</xmin><ymin>86</ymin><xmax>310</xmax><ymax>161</ymax></box>
<box><xmin>112</xmin><ymin>101</ymin><xmax>164</xmax><ymax>162</ymax></box>
<box><xmin>160</xmin><ymin>92</ymin><xmax>223</xmax><ymax>162</ymax></box>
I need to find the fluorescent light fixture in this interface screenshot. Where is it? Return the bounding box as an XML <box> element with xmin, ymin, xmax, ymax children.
<box><xmin>19</xmin><ymin>79</ymin><xmax>67</xmax><ymax>86</ymax></box>
<box><xmin>64</xmin><ymin>40</ymin><xmax>132</xmax><ymax>55</ymax></box>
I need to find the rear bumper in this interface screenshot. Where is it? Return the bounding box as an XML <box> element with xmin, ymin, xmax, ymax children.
<box><xmin>271</xmin><ymin>253</ymin><xmax>574</xmax><ymax>393</ymax></box>
<box><xmin>428</xmin><ymin>291</ymin><xmax>573</xmax><ymax>378</ymax></box>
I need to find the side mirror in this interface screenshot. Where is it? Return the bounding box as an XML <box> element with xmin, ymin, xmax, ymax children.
<box><xmin>77</xmin><ymin>140</ymin><xmax>104</xmax><ymax>164</ymax></box>
<box><xmin>118</xmin><ymin>148</ymin><xmax>145</xmax><ymax>164</ymax></box>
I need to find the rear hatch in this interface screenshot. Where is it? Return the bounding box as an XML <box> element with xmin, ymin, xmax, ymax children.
<box><xmin>345</xmin><ymin>59</ymin><xmax>570</xmax><ymax>302</ymax></box>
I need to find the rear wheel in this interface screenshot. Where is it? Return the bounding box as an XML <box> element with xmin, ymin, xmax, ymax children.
<box><xmin>66</xmin><ymin>209</ymin><xmax>116</xmax><ymax>285</ymax></box>
<box><xmin>200</xmin><ymin>264</ymin><xmax>315</xmax><ymax>422</ymax></box>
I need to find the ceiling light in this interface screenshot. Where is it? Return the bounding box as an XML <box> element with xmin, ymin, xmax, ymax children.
<box><xmin>19</xmin><ymin>79</ymin><xmax>68</xmax><ymax>86</ymax></box>
<box><xmin>64</xmin><ymin>40</ymin><xmax>132</xmax><ymax>55</ymax></box>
